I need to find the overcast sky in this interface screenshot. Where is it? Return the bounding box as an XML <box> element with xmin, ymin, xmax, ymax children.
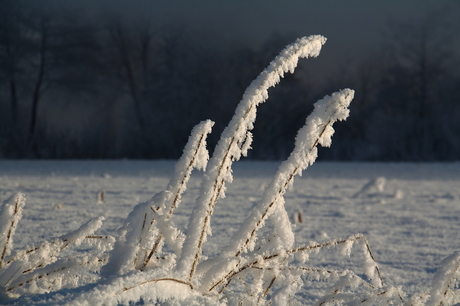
<box><xmin>43</xmin><ymin>0</ymin><xmax>458</xmax><ymax>60</ymax></box>
<box><xmin>80</xmin><ymin>0</ymin><xmax>457</xmax><ymax>76</ymax></box>
<box><xmin>134</xmin><ymin>1</ymin><xmax>458</xmax><ymax>48</ymax></box>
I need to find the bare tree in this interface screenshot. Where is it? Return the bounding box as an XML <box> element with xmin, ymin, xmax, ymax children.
<box><xmin>372</xmin><ymin>10</ymin><xmax>459</xmax><ymax>160</ymax></box>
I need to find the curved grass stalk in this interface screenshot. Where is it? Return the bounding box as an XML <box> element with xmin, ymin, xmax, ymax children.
<box><xmin>230</xmin><ymin>89</ymin><xmax>353</xmax><ymax>257</ymax></box>
<box><xmin>176</xmin><ymin>35</ymin><xmax>327</xmax><ymax>282</ymax></box>
<box><xmin>102</xmin><ymin>120</ymin><xmax>213</xmax><ymax>275</ymax></box>
<box><xmin>0</xmin><ymin>194</ymin><xmax>26</xmax><ymax>269</ymax></box>
<box><xmin>139</xmin><ymin>120</ymin><xmax>213</xmax><ymax>268</ymax></box>
<box><xmin>200</xmin><ymin>89</ymin><xmax>354</xmax><ymax>291</ymax></box>
<box><xmin>426</xmin><ymin>251</ymin><xmax>460</xmax><ymax>306</ymax></box>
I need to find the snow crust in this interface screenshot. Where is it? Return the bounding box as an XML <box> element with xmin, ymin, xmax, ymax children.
<box><xmin>1</xmin><ymin>160</ymin><xmax>460</xmax><ymax>304</ymax></box>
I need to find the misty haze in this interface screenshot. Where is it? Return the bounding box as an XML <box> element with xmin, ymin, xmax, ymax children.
<box><xmin>1</xmin><ymin>0</ymin><xmax>459</xmax><ymax>160</ymax></box>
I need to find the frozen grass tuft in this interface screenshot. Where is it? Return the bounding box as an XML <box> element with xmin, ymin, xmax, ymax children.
<box><xmin>1</xmin><ymin>35</ymin><xmax>459</xmax><ymax>305</ymax></box>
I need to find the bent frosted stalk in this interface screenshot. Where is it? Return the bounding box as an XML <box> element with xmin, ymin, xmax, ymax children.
<box><xmin>200</xmin><ymin>89</ymin><xmax>354</xmax><ymax>291</ymax></box>
<box><xmin>228</xmin><ymin>89</ymin><xmax>354</xmax><ymax>256</ymax></box>
<box><xmin>0</xmin><ymin>217</ymin><xmax>104</xmax><ymax>289</ymax></box>
<box><xmin>176</xmin><ymin>35</ymin><xmax>327</xmax><ymax>282</ymax></box>
<box><xmin>0</xmin><ymin>194</ymin><xmax>26</xmax><ymax>269</ymax></box>
<box><xmin>102</xmin><ymin>120</ymin><xmax>213</xmax><ymax>276</ymax></box>
<box><xmin>426</xmin><ymin>251</ymin><xmax>460</xmax><ymax>306</ymax></box>
<box><xmin>139</xmin><ymin>120</ymin><xmax>214</xmax><ymax>268</ymax></box>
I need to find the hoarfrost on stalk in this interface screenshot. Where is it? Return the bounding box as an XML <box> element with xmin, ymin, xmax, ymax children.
<box><xmin>0</xmin><ymin>194</ymin><xmax>26</xmax><ymax>269</ymax></box>
<box><xmin>177</xmin><ymin>35</ymin><xmax>327</xmax><ymax>281</ymax></box>
<box><xmin>102</xmin><ymin>120</ymin><xmax>213</xmax><ymax>276</ymax></box>
<box><xmin>426</xmin><ymin>251</ymin><xmax>460</xmax><ymax>306</ymax></box>
<box><xmin>5</xmin><ymin>34</ymin><xmax>449</xmax><ymax>305</ymax></box>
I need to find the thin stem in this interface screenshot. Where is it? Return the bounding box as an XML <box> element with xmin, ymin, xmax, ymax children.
<box><xmin>142</xmin><ymin>123</ymin><xmax>211</xmax><ymax>269</ymax></box>
<box><xmin>232</xmin><ymin>116</ymin><xmax>339</xmax><ymax>258</ymax></box>
<box><xmin>180</xmin><ymin>36</ymin><xmax>326</xmax><ymax>281</ymax></box>
<box><xmin>210</xmin><ymin>234</ymin><xmax>383</xmax><ymax>293</ymax></box>
<box><xmin>120</xmin><ymin>278</ymin><xmax>194</xmax><ymax>293</ymax></box>
<box><xmin>1</xmin><ymin>196</ymin><xmax>23</xmax><ymax>268</ymax></box>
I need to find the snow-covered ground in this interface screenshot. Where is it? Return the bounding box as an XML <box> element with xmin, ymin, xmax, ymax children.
<box><xmin>1</xmin><ymin>160</ymin><xmax>460</xmax><ymax>304</ymax></box>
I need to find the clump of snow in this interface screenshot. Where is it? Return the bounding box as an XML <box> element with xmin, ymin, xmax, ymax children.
<box><xmin>339</xmin><ymin>239</ymin><xmax>354</xmax><ymax>257</ymax></box>
<box><xmin>394</xmin><ymin>188</ymin><xmax>404</xmax><ymax>199</ymax></box>
<box><xmin>353</xmin><ymin>177</ymin><xmax>386</xmax><ymax>198</ymax></box>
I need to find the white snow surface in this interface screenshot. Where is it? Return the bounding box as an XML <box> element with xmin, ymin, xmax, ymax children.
<box><xmin>1</xmin><ymin>160</ymin><xmax>460</xmax><ymax>304</ymax></box>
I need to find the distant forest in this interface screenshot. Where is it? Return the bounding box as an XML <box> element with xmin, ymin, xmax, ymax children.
<box><xmin>1</xmin><ymin>1</ymin><xmax>459</xmax><ymax>161</ymax></box>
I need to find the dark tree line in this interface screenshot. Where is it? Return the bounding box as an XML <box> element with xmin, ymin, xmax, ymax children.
<box><xmin>1</xmin><ymin>1</ymin><xmax>459</xmax><ymax>161</ymax></box>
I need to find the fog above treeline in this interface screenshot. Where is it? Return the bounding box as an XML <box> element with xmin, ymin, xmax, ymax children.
<box><xmin>1</xmin><ymin>0</ymin><xmax>460</xmax><ymax>160</ymax></box>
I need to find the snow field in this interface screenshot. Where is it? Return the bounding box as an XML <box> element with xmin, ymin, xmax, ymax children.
<box><xmin>1</xmin><ymin>160</ymin><xmax>459</xmax><ymax>304</ymax></box>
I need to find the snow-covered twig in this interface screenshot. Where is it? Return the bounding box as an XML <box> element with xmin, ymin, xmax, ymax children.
<box><xmin>426</xmin><ymin>251</ymin><xmax>460</xmax><ymax>306</ymax></box>
<box><xmin>6</xmin><ymin>253</ymin><xmax>107</xmax><ymax>293</ymax></box>
<box><xmin>291</xmin><ymin>234</ymin><xmax>383</xmax><ymax>288</ymax></box>
<box><xmin>0</xmin><ymin>194</ymin><xmax>26</xmax><ymax>269</ymax></box>
<box><xmin>4</xmin><ymin>217</ymin><xmax>104</xmax><ymax>268</ymax></box>
<box><xmin>1</xmin><ymin>217</ymin><xmax>104</xmax><ymax>290</ymax></box>
<box><xmin>165</xmin><ymin>120</ymin><xmax>214</xmax><ymax>218</ymax></box>
<box><xmin>177</xmin><ymin>35</ymin><xmax>327</xmax><ymax>282</ymax></box>
<box><xmin>233</xmin><ymin>89</ymin><xmax>353</xmax><ymax>256</ymax></box>
<box><xmin>148</xmin><ymin>206</ymin><xmax>185</xmax><ymax>254</ymax></box>
<box><xmin>140</xmin><ymin>120</ymin><xmax>213</xmax><ymax>268</ymax></box>
<box><xmin>201</xmin><ymin>89</ymin><xmax>354</xmax><ymax>290</ymax></box>
<box><xmin>102</xmin><ymin>120</ymin><xmax>213</xmax><ymax>276</ymax></box>
<box><xmin>207</xmin><ymin>234</ymin><xmax>382</xmax><ymax>294</ymax></box>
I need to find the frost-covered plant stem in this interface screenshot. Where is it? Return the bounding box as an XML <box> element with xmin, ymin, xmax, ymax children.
<box><xmin>0</xmin><ymin>213</ymin><xmax>106</xmax><ymax>298</ymax></box>
<box><xmin>141</xmin><ymin>120</ymin><xmax>213</xmax><ymax>268</ymax></box>
<box><xmin>232</xmin><ymin>89</ymin><xmax>353</xmax><ymax>256</ymax></box>
<box><xmin>6</xmin><ymin>253</ymin><xmax>107</xmax><ymax>292</ymax></box>
<box><xmin>4</xmin><ymin>236</ymin><xmax>111</xmax><ymax>270</ymax></box>
<box><xmin>0</xmin><ymin>194</ymin><xmax>26</xmax><ymax>269</ymax></box>
<box><xmin>140</xmin><ymin>120</ymin><xmax>213</xmax><ymax>268</ymax></box>
<box><xmin>426</xmin><ymin>251</ymin><xmax>460</xmax><ymax>306</ymax></box>
<box><xmin>177</xmin><ymin>35</ymin><xmax>327</xmax><ymax>282</ymax></box>
<box><xmin>0</xmin><ymin>217</ymin><xmax>104</xmax><ymax>290</ymax></box>
<box><xmin>208</xmin><ymin>234</ymin><xmax>382</xmax><ymax>294</ymax></box>
<box><xmin>162</xmin><ymin>120</ymin><xmax>214</xmax><ymax>219</ymax></box>
<box><xmin>201</xmin><ymin>89</ymin><xmax>354</xmax><ymax>291</ymax></box>
<box><xmin>120</xmin><ymin>278</ymin><xmax>194</xmax><ymax>293</ymax></box>
<box><xmin>102</xmin><ymin>120</ymin><xmax>213</xmax><ymax>276</ymax></box>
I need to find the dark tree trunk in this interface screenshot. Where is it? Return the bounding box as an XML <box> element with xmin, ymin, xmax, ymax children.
<box><xmin>28</xmin><ymin>23</ymin><xmax>48</xmax><ymax>157</ymax></box>
<box><xmin>113</xmin><ymin>25</ymin><xmax>146</xmax><ymax>132</ymax></box>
